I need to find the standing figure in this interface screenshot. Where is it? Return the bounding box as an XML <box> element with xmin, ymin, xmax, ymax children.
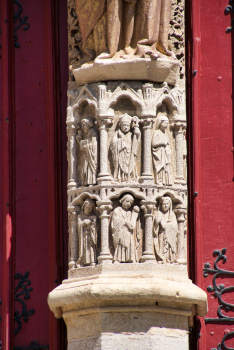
<box><xmin>75</xmin><ymin>0</ymin><xmax>172</xmax><ymax>62</ymax></box>
<box><xmin>77</xmin><ymin>117</ymin><xmax>98</xmax><ymax>186</ymax></box>
<box><xmin>153</xmin><ymin>196</ymin><xmax>178</xmax><ymax>263</ymax></box>
<box><xmin>151</xmin><ymin>114</ymin><xmax>172</xmax><ymax>185</ymax></box>
<box><xmin>111</xmin><ymin>194</ymin><xmax>140</xmax><ymax>262</ymax></box>
<box><xmin>77</xmin><ymin>198</ymin><xmax>98</xmax><ymax>266</ymax></box>
<box><xmin>110</xmin><ymin>114</ymin><xmax>141</xmax><ymax>182</ymax></box>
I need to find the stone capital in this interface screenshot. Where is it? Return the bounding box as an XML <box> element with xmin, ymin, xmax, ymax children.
<box><xmin>96</xmin><ymin>200</ymin><xmax>113</xmax><ymax>217</ymax></box>
<box><xmin>171</xmin><ymin>121</ymin><xmax>186</xmax><ymax>133</ymax></box>
<box><xmin>140</xmin><ymin>200</ymin><xmax>155</xmax><ymax>217</ymax></box>
<box><xmin>97</xmin><ymin>117</ymin><xmax>113</xmax><ymax>129</ymax></box>
<box><xmin>66</xmin><ymin>123</ymin><xmax>77</xmax><ymax>136</ymax></box>
<box><xmin>174</xmin><ymin>205</ymin><xmax>187</xmax><ymax>222</ymax></box>
<box><xmin>140</xmin><ymin>118</ymin><xmax>154</xmax><ymax>129</ymax></box>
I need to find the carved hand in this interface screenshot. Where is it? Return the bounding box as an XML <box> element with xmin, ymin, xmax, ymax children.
<box><xmin>133</xmin><ymin>206</ymin><xmax>140</xmax><ymax>213</ymax></box>
<box><xmin>133</xmin><ymin>126</ymin><xmax>140</xmax><ymax>136</ymax></box>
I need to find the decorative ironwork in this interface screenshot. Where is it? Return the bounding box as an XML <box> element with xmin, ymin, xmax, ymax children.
<box><xmin>224</xmin><ymin>0</ymin><xmax>234</xmax><ymax>33</ymax></box>
<box><xmin>13</xmin><ymin>0</ymin><xmax>29</xmax><ymax>48</ymax></box>
<box><xmin>13</xmin><ymin>341</ymin><xmax>49</xmax><ymax>350</ymax></box>
<box><xmin>14</xmin><ymin>271</ymin><xmax>35</xmax><ymax>335</ymax></box>
<box><xmin>204</xmin><ymin>248</ymin><xmax>234</xmax><ymax>350</ymax></box>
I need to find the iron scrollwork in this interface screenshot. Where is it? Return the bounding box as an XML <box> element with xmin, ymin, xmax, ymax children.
<box><xmin>14</xmin><ymin>271</ymin><xmax>35</xmax><ymax>335</ymax></box>
<box><xmin>204</xmin><ymin>248</ymin><xmax>234</xmax><ymax>350</ymax></box>
<box><xmin>14</xmin><ymin>341</ymin><xmax>49</xmax><ymax>350</ymax></box>
<box><xmin>13</xmin><ymin>0</ymin><xmax>30</xmax><ymax>48</ymax></box>
<box><xmin>224</xmin><ymin>0</ymin><xmax>234</xmax><ymax>33</ymax></box>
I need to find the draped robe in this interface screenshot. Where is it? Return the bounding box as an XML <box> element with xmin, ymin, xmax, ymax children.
<box><xmin>75</xmin><ymin>0</ymin><xmax>171</xmax><ymax>61</ymax></box>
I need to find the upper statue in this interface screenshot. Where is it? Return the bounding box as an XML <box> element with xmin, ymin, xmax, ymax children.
<box><xmin>75</xmin><ymin>0</ymin><xmax>173</xmax><ymax>63</ymax></box>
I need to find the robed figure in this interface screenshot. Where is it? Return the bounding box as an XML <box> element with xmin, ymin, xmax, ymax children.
<box><xmin>153</xmin><ymin>196</ymin><xmax>178</xmax><ymax>263</ymax></box>
<box><xmin>77</xmin><ymin>198</ymin><xmax>97</xmax><ymax>266</ymax></box>
<box><xmin>110</xmin><ymin>114</ymin><xmax>141</xmax><ymax>182</ymax></box>
<box><xmin>77</xmin><ymin>118</ymin><xmax>98</xmax><ymax>186</ymax></box>
<box><xmin>151</xmin><ymin>114</ymin><xmax>172</xmax><ymax>185</ymax></box>
<box><xmin>111</xmin><ymin>194</ymin><xmax>139</xmax><ymax>263</ymax></box>
<box><xmin>75</xmin><ymin>0</ymin><xmax>172</xmax><ymax>62</ymax></box>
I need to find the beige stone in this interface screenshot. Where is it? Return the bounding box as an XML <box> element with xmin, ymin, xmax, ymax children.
<box><xmin>48</xmin><ymin>264</ymin><xmax>207</xmax><ymax>349</ymax></box>
<box><xmin>73</xmin><ymin>58</ymin><xmax>181</xmax><ymax>86</ymax></box>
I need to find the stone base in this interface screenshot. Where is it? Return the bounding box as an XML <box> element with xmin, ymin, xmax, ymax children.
<box><xmin>73</xmin><ymin>58</ymin><xmax>180</xmax><ymax>86</ymax></box>
<box><xmin>65</xmin><ymin>308</ymin><xmax>189</xmax><ymax>350</ymax></box>
<box><xmin>48</xmin><ymin>264</ymin><xmax>207</xmax><ymax>350</ymax></box>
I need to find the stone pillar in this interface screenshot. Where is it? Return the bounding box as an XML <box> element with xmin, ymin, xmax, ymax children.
<box><xmin>174</xmin><ymin>205</ymin><xmax>187</xmax><ymax>264</ymax></box>
<box><xmin>68</xmin><ymin>208</ymin><xmax>79</xmax><ymax>270</ymax></box>
<box><xmin>173</xmin><ymin>122</ymin><xmax>186</xmax><ymax>185</ymax></box>
<box><xmin>97</xmin><ymin>201</ymin><xmax>113</xmax><ymax>264</ymax></box>
<box><xmin>97</xmin><ymin>119</ymin><xmax>113</xmax><ymax>183</ymax></box>
<box><xmin>140</xmin><ymin>201</ymin><xmax>156</xmax><ymax>262</ymax></box>
<box><xmin>140</xmin><ymin>119</ymin><xmax>154</xmax><ymax>184</ymax></box>
<box><xmin>67</xmin><ymin>123</ymin><xmax>78</xmax><ymax>189</ymax></box>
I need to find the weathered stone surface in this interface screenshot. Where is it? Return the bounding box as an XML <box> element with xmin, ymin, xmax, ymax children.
<box><xmin>48</xmin><ymin>264</ymin><xmax>207</xmax><ymax>349</ymax></box>
<box><xmin>48</xmin><ymin>2</ymin><xmax>207</xmax><ymax>348</ymax></box>
<box><xmin>73</xmin><ymin>58</ymin><xmax>181</xmax><ymax>86</ymax></box>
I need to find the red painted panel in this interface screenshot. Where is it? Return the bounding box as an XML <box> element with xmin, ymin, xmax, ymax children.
<box><xmin>188</xmin><ymin>0</ymin><xmax>234</xmax><ymax>349</ymax></box>
<box><xmin>1</xmin><ymin>0</ymin><xmax>68</xmax><ymax>348</ymax></box>
<box><xmin>0</xmin><ymin>1</ymin><xmax>16</xmax><ymax>349</ymax></box>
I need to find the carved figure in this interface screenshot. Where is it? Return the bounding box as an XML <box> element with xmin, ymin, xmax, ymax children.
<box><xmin>77</xmin><ymin>118</ymin><xmax>98</xmax><ymax>186</ymax></box>
<box><xmin>77</xmin><ymin>198</ymin><xmax>97</xmax><ymax>266</ymax></box>
<box><xmin>110</xmin><ymin>114</ymin><xmax>141</xmax><ymax>182</ymax></box>
<box><xmin>111</xmin><ymin>194</ymin><xmax>139</xmax><ymax>263</ymax></box>
<box><xmin>152</xmin><ymin>114</ymin><xmax>172</xmax><ymax>185</ymax></box>
<box><xmin>153</xmin><ymin>196</ymin><xmax>178</xmax><ymax>263</ymax></box>
<box><xmin>75</xmin><ymin>0</ymin><xmax>172</xmax><ymax>62</ymax></box>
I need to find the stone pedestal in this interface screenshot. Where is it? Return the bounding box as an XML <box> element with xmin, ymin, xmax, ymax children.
<box><xmin>48</xmin><ymin>264</ymin><xmax>207</xmax><ymax>350</ymax></box>
<box><xmin>48</xmin><ymin>2</ymin><xmax>208</xmax><ymax>347</ymax></box>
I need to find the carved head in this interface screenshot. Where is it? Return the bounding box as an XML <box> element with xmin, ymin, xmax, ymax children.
<box><xmin>160</xmin><ymin>196</ymin><xmax>172</xmax><ymax>213</ymax></box>
<box><xmin>156</xmin><ymin>114</ymin><xmax>169</xmax><ymax>132</ymax></box>
<box><xmin>119</xmin><ymin>113</ymin><xmax>132</xmax><ymax>134</ymax></box>
<box><xmin>82</xmin><ymin>197</ymin><xmax>95</xmax><ymax>215</ymax></box>
<box><xmin>120</xmin><ymin>194</ymin><xmax>134</xmax><ymax>211</ymax></box>
<box><xmin>81</xmin><ymin>117</ymin><xmax>94</xmax><ymax>132</ymax></box>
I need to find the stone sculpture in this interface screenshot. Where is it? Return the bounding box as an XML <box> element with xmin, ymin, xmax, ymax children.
<box><xmin>111</xmin><ymin>194</ymin><xmax>139</xmax><ymax>263</ymax></box>
<box><xmin>77</xmin><ymin>198</ymin><xmax>97</xmax><ymax>266</ymax></box>
<box><xmin>75</xmin><ymin>0</ymin><xmax>172</xmax><ymax>63</ymax></box>
<box><xmin>153</xmin><ymin>196</ymin><xmax>178</xmax><ymax>263</ymax></box>
<box><xmin>76</xmin><ymin>117</ymin><xmax>98</xmax><ymax>186</ymax></box>
<box><xmin>151</xmin><ymin>114</ymin><xmax>172</xmax><ymax>185</ymax></box>
<box><xmin>110</xmin><ymin>114</ymin><xmax>141</xmax><ymax>182</ymax></box>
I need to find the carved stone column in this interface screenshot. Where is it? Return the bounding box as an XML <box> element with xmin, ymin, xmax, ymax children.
<box><xmin>174</xmin><ymin>205</ymin><xmax>187</xmax><ymax>264</ymax></box>
<box><xmin>172</xmin><ymin>122</ymin><xmax>186</xmax><ymax>185</ymax></box>
<box><xmin>68</xmin><ymin>207</ymin><xmax>79</xmax><ymax>270</ymax></box>
<box><xmin>97</xmin><ymin>119</ymin><xmax>113</xmax><ymax>183</ymax></box>
<box><xmin>140</xmin><ymin>119</ymin><xmax>154</xmax><ymax>184</ymax></box>
<box><xmin>140</xmin><ymin>201</ymin><xmax>156</xmax><ymax>262</ymax></box>
<box><xmin>97</xmin><ymin>201</ymin><xmax>113</xmax><ymax>264</ymax></box>
<box><xmin>67</xmin><ymin>123</ymin><xmax>78</xmax><ymax>189</ymax></box>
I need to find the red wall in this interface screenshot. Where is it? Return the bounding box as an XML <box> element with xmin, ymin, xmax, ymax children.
<box><xmin>1</xmin><ymin>0</ymin><xmax>68</xmax><ymax>349</ymax></box>
<box><xmin>188</xmin><ymin>0</ymin><xmax>234</xmax><ymax>349</ymax></box>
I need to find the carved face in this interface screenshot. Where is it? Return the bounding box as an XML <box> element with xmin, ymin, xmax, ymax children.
<box><xmin>81</xmin><ymin>122</ymin><xmax>91</xmax><ymax>132</ymax></box>
<box><xmin>83</xmin><ymin>202</ymin><xmax>94</xmax><ymax>215</ymax></box>
<box><xmin>122</xmin><ymin>197</ymin><xmax>134</xmax><ymax>210</ymax></box>
<box><xmin>160</xmin><ymin>120</ymin><xmax>168</xmax><ymax>132</ymax></box>
<box><xmin>120</xmin><ymin>121</ymin><xmax>131</xmax><ymax>134</ymax></box>
<box><xmin>161</xmin><ymin>198</ymin><xmax>171</xmax><ymax>213</ymax></box>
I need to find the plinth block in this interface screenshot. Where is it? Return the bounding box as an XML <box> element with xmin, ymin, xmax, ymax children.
<box><xmin>48</xmin><ymin>264</ymin><xmax>207</xmax><ymax>350</ymax></box>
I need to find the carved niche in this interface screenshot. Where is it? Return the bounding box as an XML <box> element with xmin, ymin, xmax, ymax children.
<box><xmin>66</xmin><ymin>81</ymin><xmax>187</xmax><ymax>268</ymax></box>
